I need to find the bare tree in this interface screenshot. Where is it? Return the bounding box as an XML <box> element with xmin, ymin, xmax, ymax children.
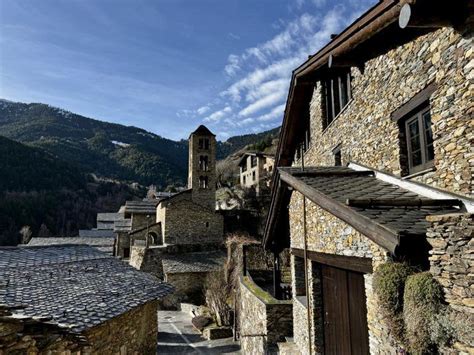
<box><xmin>19</xmin><ymin>226</ymin><xmax>32</xmax><ymax>244</ymax></box>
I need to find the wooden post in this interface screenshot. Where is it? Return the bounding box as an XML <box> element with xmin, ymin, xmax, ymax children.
<box><xmin>242</xmin><ymin>245</ymin><xmax>247</xmax><ymax>276</ymax></box>
<box><xmin>273</xmin><ymin>251</ymin><xmax>281</xmax><ymax>299</ymax></box>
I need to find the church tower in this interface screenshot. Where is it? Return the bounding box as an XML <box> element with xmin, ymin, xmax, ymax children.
<box><xmin>188</xmin><ymin>125</ymin><xmax>217</xmax><ymax>211</ymax></box>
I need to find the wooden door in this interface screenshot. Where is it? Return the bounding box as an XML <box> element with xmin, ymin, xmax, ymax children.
<box><xmin>322</xmin><ymin>265</ymin><xmax>369</xmax><ymax>355</ymax></box>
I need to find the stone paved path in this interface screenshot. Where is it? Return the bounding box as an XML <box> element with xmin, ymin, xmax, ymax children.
<box><xmin>157</xmin><ymin>310</ymin><xmax>241</xmax><ymax>354</ymax></box>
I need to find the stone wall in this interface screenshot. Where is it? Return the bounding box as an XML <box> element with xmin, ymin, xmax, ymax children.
<box><xmin>239</xmin><ymin>276</ymin><xmax>292</xmax><ymax>355</ymax></box>
<box><xmin>158</xmin><ymin>195</ymin><xmax>224</xmax><ymax>246</ymax></box>
<box><xmin>289</xmin><ymin>191</ymin><xmax>398</xmax><ymax>354</ymax></box>
<box><xmin>84</xmin><ymin>300</ymin><xmax>158</xmax><ymax>354</ymax></box>
<box><xmin>0</xmin><ymin>306</ymin><xmax>87</xmax><ymax>354</ymax></box>
<box><xmin>130</xmin><ymin>245</ymin><xmax>165</xmax><ymax>279</ymax></box>
<box><xmin>131</xmin><ymin>213</ymin><xmax>152</xmax><ymax>231</ymax></box>
<box><xmin>115</xmin><ymin>231</ymin><xmax>130</xmax><ymax>259</ymax></box>
<box><xmin>427</xmin><ymin>213</ymin><xmax>474</xmax><ymax>353</ymax></box>
<box><xmin>300</xmin><ymin>27</ymin><xmax>472</xmax><ymax>198</ymax></box>
<box><xmin>164</xmin><ymin>272</ymin><xmax>207</xmax><ymax>305</ymax></box>
<box><xmin>188</xmin><ymin>131</ymin><xmax>217</xmax><ymax>211</ymax></box>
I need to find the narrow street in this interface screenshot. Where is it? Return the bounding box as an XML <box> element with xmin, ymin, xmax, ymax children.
<box><xmin>157</xmin><ymin>311</ymin><xmax>241</xmax><ymax>354</ymax></box>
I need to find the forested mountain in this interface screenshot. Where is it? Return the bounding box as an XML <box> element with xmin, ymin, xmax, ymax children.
<box><xmin>0</xmin><ymin>135</ymin><xmax>144</xmax><ymax>245</ymax></box>
<box><xmin>0</xmin><ymin>99</ymin><xmax>280</xmax><ymax>187</ymax></box>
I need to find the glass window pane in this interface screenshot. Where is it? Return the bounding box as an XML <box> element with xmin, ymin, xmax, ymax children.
<box><xmin>426</xmin><ymin>144</ymin><xmax>434</xmax><ymax>161</ymax></box>
<box><xmin>412</xmin><ymin>149</ymin><xmax>422</xmax><ymax>166</ymax></box>
<box><xmin>332</xmin><ymin>79</ymin><xmax>341</xmax><ymax>116</ymax></box>
<box><xmin>340</xmin><ymin>75</ymin><xmax>348</xmax><ymax>108</ymax></box>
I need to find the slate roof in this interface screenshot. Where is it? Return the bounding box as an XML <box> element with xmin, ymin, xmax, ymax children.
<box><xmin>78</xmin><ymin>229</ymin><xmax>115</xmax><ymax>238</ymax></box>
<box><xmin>114</xmin><ymin>218</ymin><xmax>132</xmax><ymax>232</ymax></box>
<box><xmin>96</xmin><ymin>213</ymin><xmax>124</xmax><ymax>222</ymax></box>
<box><xmin>162</xmin><ymin>251</ymin><xmax>226</xmax><ymax>274</ymax></box>
<box><xmin>123</xmin><ymin>200</ymin><xmax>158</xmax><ymax>214</ymax></box>
<box><xmin>0</xmin><ymin>245</ymin><xmax>173</xmax><ymax>333</ymax></box>
<box><xmin>279</xmin><ymin>166</ymin><xmax>460</xmax><ymax>236</ymax></box>
<box><xmin>28</xmin><ymin>237</ymin><xmax>115</xmax><ymax>255</ymax></box>
<box><xmin>190</xmin><ymin>125</ymin><xmax>215</xmax><ymax>137</ymax></box>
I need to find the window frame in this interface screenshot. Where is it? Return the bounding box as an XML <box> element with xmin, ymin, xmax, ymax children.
<box><xmin>322</xmin><ymin>69</ymin><xmax>352</xmax><ymax>130</ymax></box>
<box><xmin>404</xmin><ymin>106</ymin><xmax>434</xmax><ymax>175</ymax></box>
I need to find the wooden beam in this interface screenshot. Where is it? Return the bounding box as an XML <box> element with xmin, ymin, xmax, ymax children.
<box><xmin>279</xmin><ymin>169</ymin><xmax>400</xmax><ymax>254</ymax></box>
<box><xmin>328</xmin><ymin>54</ymin><xmax>361</xmax><ymax>69</ymax></box>
<box><xmin>398</xmin><ymin>1</ymin><xmax>465</xmax><ymax>29</ymax></box>
<box><xmin>346</xmin><ymin>198</ymin><xmax>462</xmax><ymax>207</ymax></box>
<box><xmin>291</xmin><ymin>248</ymin><xmax>373</xmax><ymax>274</ymax></box>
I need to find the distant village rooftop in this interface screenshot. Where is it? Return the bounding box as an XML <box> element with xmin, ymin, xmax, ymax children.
<box><xmin>121</xmin><ymin>200</ymin><xmax>158</xmax><ymax>215</ymax></box>
<box><xmin>0</xmin><ymin>245</ymin><xmax>173</xmax><ymax>333</ymax></box>
<box><xmin>28</xmin><ymin>236</ymin><xmax>115</xmax><ymax>255</ymax></box>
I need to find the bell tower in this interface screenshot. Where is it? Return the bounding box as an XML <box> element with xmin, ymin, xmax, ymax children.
<box><xmin>188</xmin><ymin>125</ymin><xmax>216</xmax><ymax>211</ymax></box>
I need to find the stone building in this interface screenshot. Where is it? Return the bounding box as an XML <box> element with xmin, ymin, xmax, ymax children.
<box><xmin>129</xmin><ymin>125</ymin><xmax>225</xmax><ymax>304</ymax></box>
<box><xmin>0</xmin><ymin>245</ymin><xmax>173</xmax><ymax>354</ymax></box>
<box><xmin>260</xmin><ymin>1</ymin><xmax>473</xmax><ymax>354</ymax></box>
<box><xmin>239</xmin><ymin>152</ymin><xmax>275</xmax><ymax>195</ymax></box>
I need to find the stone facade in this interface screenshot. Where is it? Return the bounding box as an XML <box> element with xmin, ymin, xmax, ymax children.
<box><xmin>188</xmin><ymin>126</ymin><xmax>217</xmax><ymax>211</ymax></box>
<box><xmin>130</xmin><ymin>245</ymin><xmax>166</xmax><ymax>279</ymax></box>
<box><xmin>83</xmin><ymin>300</ymin><xmax>158</xmax><ymax>354</ymax></box>
<box><xmin>239</xmin><ymin>276</ymin><xmax>292</xmax><ymax>355</ymax></box>
<box><xmin>301</xmin><ymin>27</ymin><xmax>472</xmax><ymax>198</ymax></box>
<box><xmin>157</xmin><ymin>191</ymin><xmax>223</xmax><ymax>246</ymax></box>
<box><xmin>116</xmin><ymin>230</ymin><xmax>131</xmax><ymax>258</ymax></box>
<box><xmin>427</xmin><ymin>213</ymin><xmax>474</xmax><ymax>353</ymax></box>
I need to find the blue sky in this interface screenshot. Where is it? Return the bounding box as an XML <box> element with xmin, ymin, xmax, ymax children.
<box><xmin>0</xmin><ymin>0</ymin><xmax>376</xmax><ymax>141</ymax></box>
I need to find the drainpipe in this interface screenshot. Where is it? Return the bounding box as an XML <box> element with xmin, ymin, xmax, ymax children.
<box><xmin>301</xmin><ymin>144</ymin><xmax>312</xmax><ymax>355</ymax></box>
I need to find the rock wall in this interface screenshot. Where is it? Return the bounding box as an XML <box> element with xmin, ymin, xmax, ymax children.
<box><xmin>239</xmin><ymin>276</ymin><xmax>292</xmax><ymax>355</ymax></box>
<box><xmin>301</xmin><ymin>27</ymin><xmax>472</xmax><ymax>198</ymax></box>
<box><xmin>427</xmin><ymin>213</ymin><xmax>474</xmax><ymax>353</ymax></box>
<box><xmin>130</xmin><ymin>245</ymin><xmax>165</xmax><ymax>279</ymax></box>
<box><xmin>84</xmin><ymin>300</ymin><xmax>158</xmax><ymax>354</ymax></box>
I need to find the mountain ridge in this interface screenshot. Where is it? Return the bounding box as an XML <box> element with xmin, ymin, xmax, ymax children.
<box><xmin>0</xmin><ymin>99</ymin><xmax>280</xmax><ymax>188</ymax></box>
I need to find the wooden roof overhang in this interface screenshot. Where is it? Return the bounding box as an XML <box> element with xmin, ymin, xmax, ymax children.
<box><xmin>264</xmin><ymin>0</ymin><xmax>468</xmax><ymax>252</ymax></box>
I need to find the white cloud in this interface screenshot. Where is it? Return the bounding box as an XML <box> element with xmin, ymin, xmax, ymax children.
<box><xmin>224</xmin><ymin>54</ymin><xmax>241</xmax><ymax>76</ymax></box>
<box><xmin>198</xmin><ymin>1</ymin><xmax>374</xmax><ymax>137</ymax></box>
<box><xmin>239</xmin><ymin>91</ymin><xmax>285</xmax><ymax>117</ymax></box>
<box><xmin>197</xmin><ymin>105</ymin><xmax>210</xmax><ymax>115</ymax></box>
<box><xmin>203</xmin><ymin>106</ymin><xmax>232</xmax><ymax>123</ymax></box>
<box><xmin>256</xmin><ymin>103</ymin><xmax>286</xmax><ymax>122</ymax></box>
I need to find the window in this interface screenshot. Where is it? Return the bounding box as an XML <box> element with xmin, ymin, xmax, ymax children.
<box><xmin>322</xmin><ymin>70</ymin><xmax>351</xmax><ymax>129</ymax></box>
<box><xmin>269</xmin><ymin>165</ymin><xmax>273</xmax><ymax>172</ymax></box>
<box><xmin>199</xmin><ymin>176</ymin><xmax>209</xmax><ymax>189</ymax></box>
<box><xmin>333</xmin><ymin>145</ymin><xmax>342</xmax><ymax>166</ymax></box>
<box><xmin>404</xmin><ymin>107</ymin><xmax>434</xmax><ymax>174</ymax></box>
<box><xmin>199</xmin><ymin>155</ymin><xmax>209</xmax><ymax>171</ymax></box>
<box><xmin>198</xmin><ymin>138</ymin><xmax>210</xmax><ymax>150</ymax></box>
<box><xmin>205</xmin><ymin>221</ymin><xmax>210</xmax><ymax>228</ymax></box>
<box><xmin>251</xmin><ymin>156</ymin><xmax>257</xmax><ymax>168</ymax></box>
<box><xmin>243</xmin><ymin>176</ymin><xmax>246</xmax><ymax>185</ymax></box>
<box><xmin>252</xmin><ymin>171</ymin><xmax>256</xmax><ymax>181</ymax></box>
<box><xmin>123</xmin><ymin>247</ymin><xmax>130</xmax><ymax>259</ymax></box>
<box><xmin>294</xmin><ymin>256</ymin><xmax>307</xmax><ymax>306</ymax></box>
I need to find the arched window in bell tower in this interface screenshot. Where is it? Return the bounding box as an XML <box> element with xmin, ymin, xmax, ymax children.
<box><xmin>199</xmin><ymin>176</ymin><xmax>209</xmax><ymax>189</ymax></box>
<box><xmin>199</xmin><ymin>155</ymin><xmax>209</xmax><ymax>171</ymax></box>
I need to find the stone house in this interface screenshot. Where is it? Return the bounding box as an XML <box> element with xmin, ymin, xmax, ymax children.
<box><xmin>239</xmin><ymin>152</ymin><xmax>275</xmax><ymax>195</ymax></box>
<box><xmin>114</xmin><ymin>217</ymin><xmax>132</xmax><ymax>258</ymax></box>
<box><xmin>0</xmin><ymin>245</ymin><xmax>173</xmax><ymax>354</ymax></box>
<box><xmin>261</xmin><ymin>1</ymin><xmax>473</xmax><ymax>354</ymax></box>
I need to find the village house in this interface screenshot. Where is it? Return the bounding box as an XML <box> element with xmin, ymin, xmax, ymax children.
<box><xmin>238</xmin><ymin>1</ymin><xmax>474</xmax><ymax>354</ymax></box>
<box><xmin>0</xmin><ymin>245</ymin><xmax>173</xmax><ymax>354</ymax></box>
<box><xmin>239</xmin><ymin>152</ymin><xmax>275</xmax><ymax>195</ymax></box>
<box><xmin>28</xmin><ymin>236</ymin><xmax>115</xmax><ymax>255</ymax></box>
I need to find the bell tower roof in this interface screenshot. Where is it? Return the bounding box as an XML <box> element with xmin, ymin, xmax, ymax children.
<box><xmin>190</xmin><ymin>125</ymin><xmax>215</xmax><ymax>138</ymax></box>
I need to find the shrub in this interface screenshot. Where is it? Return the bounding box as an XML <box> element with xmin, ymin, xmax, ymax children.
<box><xmin>204</xmin><ymin>270</ymin><xmax>232</xmax><ymax>326</ymax></box>
<box><xmin>373</xmin><ymin>262</ymin><xmax>415</xmax><ymax>344</ymax></box>
<box><xmin>404</xmin><ymin>272</ymin><xmax>444</xmax><ymax>354</ymax></box>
